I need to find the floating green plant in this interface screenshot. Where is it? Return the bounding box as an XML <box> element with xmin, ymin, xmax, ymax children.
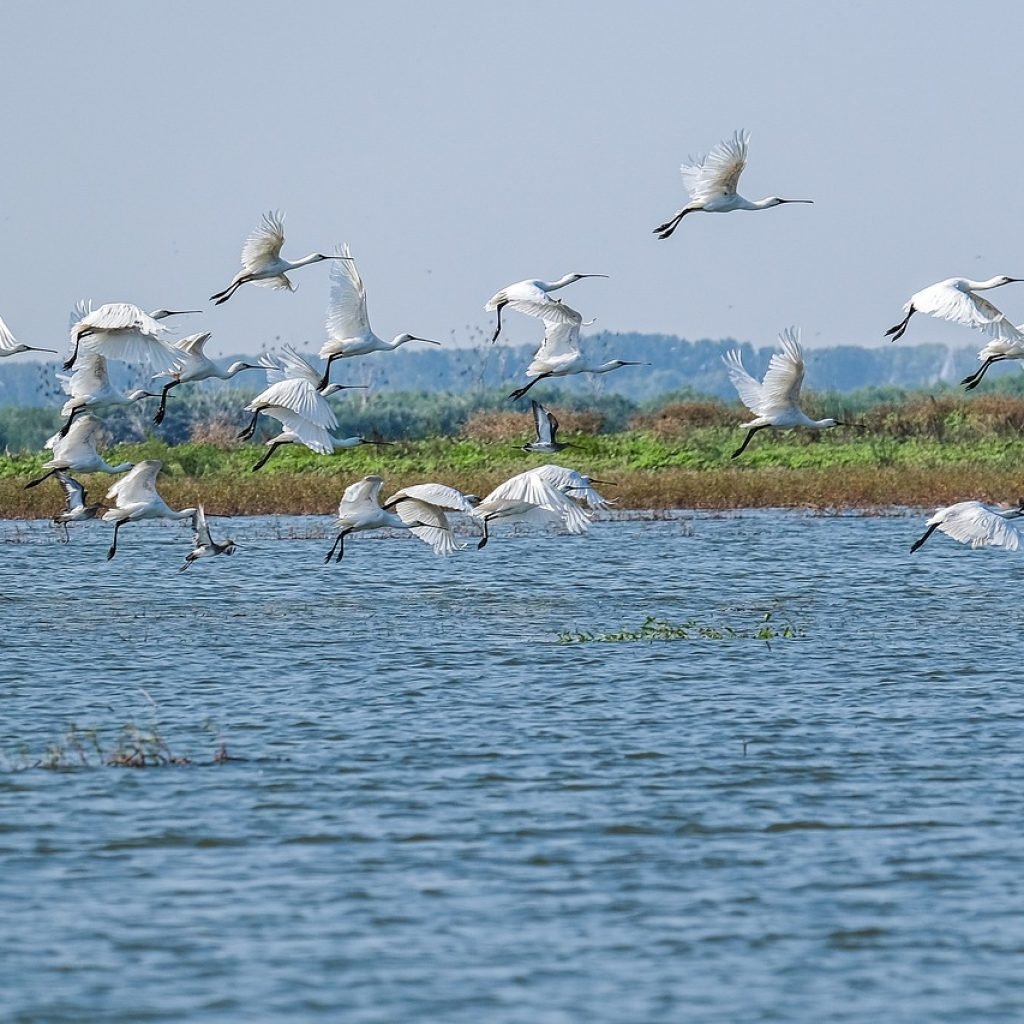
<box><xmin>556</xmin><ymin>613</ymin><xmax>804</xmax><ymax>644</ymax></box>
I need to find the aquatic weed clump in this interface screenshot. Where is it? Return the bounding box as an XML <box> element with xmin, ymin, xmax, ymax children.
<box><xmin>557</xmin><ymin>613</ymin><xmax>804</xmax><ymax>644</ymax></box>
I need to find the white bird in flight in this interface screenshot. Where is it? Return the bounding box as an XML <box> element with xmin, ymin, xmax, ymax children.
<box><xmin>530</xmin><ymin>464</ymin><xmax>614</xmax><ymax>510</ymax></box>
<box><xmin>653</xmin><ymin>130</ymin><xmax>812</xmax><ymax>240</ymax></box>
<box><xmin>724</xmin><ymin>327</ymin><xmax>846</xmax><ymax>459</ymax></box>
<box><xmin>252</xmin><ymin>431</ymin><xmax>392</xmax><ymax>472</ymax></box>
<box><xmin>25</xmin><ymin>414</ymin><xmax>134</xmax><ymax>488</ymax></box>
<box><xmin>910</xmin><ymin>500</ymin><xmax>1024</xmax><ymax>554</ymax></box>
<box><xmin>316</xmin><ymin>244</ymin><xmax>440</xmax><ymax>390</ymax></box>
<box><xmin>507</xmin><ymin>318</ymin><xmax>646</xmax><ymax>402</ymax></box>
<box><xmin>55</xmin><ymin>353</ymin><xmax>155</xmax><ymax>438</ymax></box>
<box><xmin>470</xmin><ymin>469</ymin><xmax>591</xmax><ymax>548</ymax></box>
<box><xmin>323</xmin><ymin>475</ymin><xmax>433</xmax><ymax>563</ymax></box>
<box><xmin>65</xmin><ymin>301</ymin><xmax>199</xmax><ymax>371</ymax></box>
<box><xmin>179</xmin><ymin>505</ymin><xmax>237</xmax><ymax>572</ymax></box>
<box><xmin>102</xmin><ymin>460</ymin><xmax>198</xmax><ymax>561</ymax></box>
<box><xmin>152</xmin><ymin>332</ymin><xmax>259</xmax><ymax>425</ymax></box>
<box><xmin>237</xmin><ymin>346</ymin><xmax>365</xmax><ymax>445</ymax></box>
<box><xmin>382</xmin><ymin>483</ymin><xmax>479</xmax><ymax>556</ymax></box>
<box><xmin>961</xmin><ymin>330</ymin><xmax>1024</xmax><ymax>391</ymax></box>
<box><xmin>884</xmin><ymin>276</ymin><xmax>1024</xmax><ymax>343</ymax></box>
<box><xmin>52</xmin><ymin>472</ymin><xmax>101</xmax><ymax>543</ymax></box>
<box><xmin>485</xmin><ymin>273</ymin><xmax>607</xmax><ymax>344</ymax></box>
<box><xmin>0</xmin><ymin>313</ymin><xmax>57</xmax><ymax>357</ymax></box>
<box><xmin>209</xmin><ymin>210</ymin><xmax>351</xmax><ymax>305</ymax></box>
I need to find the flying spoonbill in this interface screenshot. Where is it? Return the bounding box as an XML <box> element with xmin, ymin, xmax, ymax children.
<box><xmin>910</xmin><ymin>500</ymin><xmax>1024</xmax><ymax>553</ymax></box>
<box><xmin>507</xmin><ymin>318</ymin><xmax>645</xmax><ymax>402</ymax></box>
<box><xmin>237</xmin><ymin>346</ymin><xmax>365</xmax><ymax>444</ymax></box>
<box><xmin>65</xmin><ymin>301</ymin><xmax>198</xmax><ymax>371</ymax></box>
<box><xmin>0</xmin><ymin>313</ymin><xmax>57</xmax><ymax>357</ymax></box>
<box><xmin>152</xmin><ymin>332</ymin><xmax>260</xmax><ymax>424</ymax></box>
<box><xmin>724</xmin><ymin>328</ymin><xmax>846</xmax><ymax>459</ymax></box>
<box><xmin>323</xmin><ymin>475</ymin><xmax>432</xmax><ymax>563</ymax></box>
<box><xmin>382</xmin><ymin>483</ymin><xmax>480</xmax><ymax>556</ymax></box>
<box><xmin>25</xmin><ymin>414</ymin><xmax>133</xmax><ymax>488</ymax></box>
<box><xmin>653</xmin><ymin>130</ymin><xmax>812</xmax><ymax>239</ymax></box>
<box><xmin>884</xmin><ymin>276</ymin><xmax>1024</xmax><ymax>343</ymax></box>
<box><xmin>470</xmin><ymin>469</ymin><xmax>591</xmax><ymax>548</ymax></box>
<box><xmin>102</xmin><ymin>460</ymin><xmax>198</xmax><ymax>561</ymax></box>
<box><xmin>179</xmin><ymin>505</ymin><xmax>237</xmax><ymax>572</ymax></box>
<box><xmin>210</xmin><ymin>210</ymin><xmax>352</xmax><ymax>304</ymax></box>
<box><xmin>485</xmin><ymin>273</ymin><xmax>606</xmax><ymax>344</ymax></box>
<box><xmin>52</xmin><ymin>472</ymin><xmax>101</xmax><ymax>543</ymax></box>
<box><xmin>55</xmin><ymin>354</ymin><xmax>156</xmax><ymax>438</ymax></box>
<box><xmin>252</xmin><ymin>431</ymin><xmax>392</xmax><ymax>472</ymax></box>
<box><xmin>316</xmin><ymin>244</ymin><xmax>440</xmax><ymax>390</ymax></box>
<box><xmin>530</xmin><ymin>464</ymin><xmax>614</xmax><ymax>510</ymax></box>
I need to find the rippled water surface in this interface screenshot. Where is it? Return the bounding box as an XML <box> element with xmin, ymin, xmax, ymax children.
<box><xmin>3</xmin><ymin>510</ymin><xmax>1023</xmax><ymax>1023</ymax></box>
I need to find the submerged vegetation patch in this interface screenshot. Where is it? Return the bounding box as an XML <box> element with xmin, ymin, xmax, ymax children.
<box><xmin>556</xmin><ymin>613</ymin><xmax>804</xmax><ymax>644</ymax></box>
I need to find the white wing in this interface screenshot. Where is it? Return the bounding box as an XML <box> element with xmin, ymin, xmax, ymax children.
<box><xmin>241</xmin><ymin>210</ymin><xmax>286</xmax><ymax>270</ymax></box>
<box><xmin>338</xmin><ymin>475</ymin><xmax>385</xmax><ymax>514</ymax></box>
<box><xmin>275</xmin><ymin>344</ymin><xmax>322</xmax><ymax>386</ymax></box>
<box><xmin>0</xmin><ymin>314</ymin><xmax>20</xmax><ymax>352</ymax></box>
<box><xmin>389</xmin><ymin>498</ymin><xmax>460</xmax><ymax>556</ymax></box>
<box><xmin>325</xmin><ymin>244</ymin><xmax>370</xmax><ymax>340</ymax></box>
<box><xmin>263</xmin><ymin>408</ymin><xmax>334</xmax><ymax>454</ymax></box>
<box><xmin>530</xmin><ymin>464</ymin><xmax>611</xmax><ymax>510</ymax></box>
<box><xmin>482</xmin><ymin>471</ymin><xmax>590</xmax><ymax>534</ymax></box>
<box><xmin>936</xmin><ymin>503</ymin><xmax>1023</xmax><ymax>550</ymax></box>
<box><xmin>681</xmin><ymin>130</ymin><xmax>749</xmax><ymax>202</ymax></box>
<box><xmin>914</xmin><ymin>282</ymin><xmax>1024</xmax><ymax>342</ymax></box>
<box><xmin>508</xmin><ymin>297</ymin><xmax>582</xmax><ymax>324</ymax></box>
<box><xmin>46</xmin><ymin>413</ymin><xmax>101</xmax><ymax>454</ymax></box>
<box><xmin>68</xmin><ymin>299</ymin><xmax>93</xmax><ymax>331</ymax></box>
<box><xmin>173</xmin><ymin>332</ymin><xmax>213</xmax><ymax>356</ymax></box>
<box><xmin>59</xmin><ymin>353</ymin><xmax>110</xmax><ymax>399</ymax></box>
<box><xmin>758</xmin><ymin>328</ymin><xmax>805</xmax><ymax>411</ymax></box>
<box><xmin>384</xmin><ymin>483</ymin><xmax>477</xmax><ymax>513</ymax></box>
<box><xmin>106</xmin><ymin>460</ymin><xmax>162</xmax><ymax>504</ymax></box>
<box><xmin>722</xmin><ymin>350</ymin><xmax>764</xmax><ymax>414</ymax></box>
<box><xmin>253</xmin><ymin>379</ymin><xmax>337</xmax><ymax>430</ymax></box>
<box><xmin>192</xmin><ymin>505</ymin><xmax>212</xmax><ymax>547</ymax></box>
<box><xmin>535</xmin><ymin>320</ymin><xmax>582</xmax><ymax>361</ymax></box>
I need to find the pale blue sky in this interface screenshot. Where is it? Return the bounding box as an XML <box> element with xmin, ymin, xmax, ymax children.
<box><xmin>2</xmin><ymin>0</ymin><xmax>1022</xmax><ymax>359</ymax></box>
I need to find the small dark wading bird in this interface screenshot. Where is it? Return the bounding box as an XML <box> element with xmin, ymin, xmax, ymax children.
<box><xmin>724</xmin><ymin>327</ymin><xmax>854</xmax><ymax>459</ymax></box>
<box><xmin>52</xmin><ymin>472</ymin><xmax>101</xmax><ymax>543</ymax></box>
<box><xmin>64</xmin><ymin>301</ymin><xmax>199</xmax><ymax>371</ymax></box>
<box><xmin>323</xmin><ymin>475</ymin><xmax>437</xmax><ymax>563</ymax></box>
<box><xmin>316</xmin><ymin>243</ymin><xmax>440</xmax><ymax>390</ymax></box>
<box><xmin>885</xmin><ymin>275</ymin><xmax>1024</xmax><ymax>344</ymax></box>
<box><xmin>210</xmin><ymin>210</ymin><xmax>353</xmax><ymax>305</ymax></box>
<box><xmin>507</xmin><ymin>318</ymin><xmax>646</xmax><ymax>402</ymax></box>
<box><xmin>485</xmin><ymin>273</ymin><xmax>607</xmax><ymax>344</ymax></box>
<box><xmin>653</xmin><ymin>130</ymin><xmax>812</xmax><ymax>240</ymax></box>
<box><xmin>0</xmin><ymin>312</ymin><xmax>57</xmax><ymax>357</ymax></box>
<box><xmin>910</xmin><ymin>500</ymin><xmax>1024</xmax><ymax>554</ymax></box>
<box><xmin>522</xmin><ymin>400</ymin><xmax>575</xmax><ymax>454</ymax></box>
<box><xmin>179</xmin><ymin>505</ymin><xmax>237</xmax><ymax>572</ymax></box>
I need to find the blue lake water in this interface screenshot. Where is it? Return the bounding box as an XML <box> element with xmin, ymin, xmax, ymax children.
<box><xmin>2</xmin><ymin>510</ymin><xmax>1023</xmax><ymax>1022</ymax></box>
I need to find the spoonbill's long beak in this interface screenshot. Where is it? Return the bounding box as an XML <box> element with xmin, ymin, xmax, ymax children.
<box><xmin>779</xmin><ymin>199</ymin><xmax>813</xmax><ymax>205</ymax></box>
<box><xmin>29</xmin><ymin>346</ymin><xmax>59</xmax><ymax>354</ymax></box>
<box><xmin>580</xmin><ymin>274</ymin><xmax>610</xmax><ymax>279</ymax></box>
<box><xmin>412</xmin><ymin>337</ymin><xmax>441</xmax><ymax>345</ymax></box>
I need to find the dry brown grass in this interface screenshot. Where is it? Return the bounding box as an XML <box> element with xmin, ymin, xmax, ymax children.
<box><xmin>629</xmin><ymin>402</ymin><xmax>736</xmax><ymax>435</ymax></box>
<box><xmin>6</xmin><ymin>464</ymin><xmax>1024</xmax><ymax>521</ymax></box>
<box><xmin>460</xmin><ymin>407</ymin><xmax>604</xmax><ymax>441</ymax></box>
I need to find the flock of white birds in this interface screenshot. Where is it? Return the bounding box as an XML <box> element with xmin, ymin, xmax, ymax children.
<box><xmin>5</xmin><ymin>130</ymin><xmax>1024</xmax><ymax>565</ymax></box>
